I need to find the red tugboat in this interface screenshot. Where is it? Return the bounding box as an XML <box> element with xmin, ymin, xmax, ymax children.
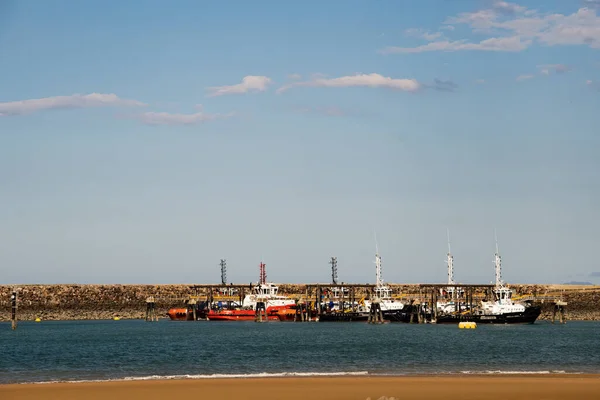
<box><xmin>167</xmin><ymin>262</ymin><xmax>296</xmax><ymax>321</ymax></box>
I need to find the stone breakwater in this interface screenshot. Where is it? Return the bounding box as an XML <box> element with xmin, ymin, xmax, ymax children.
<box><xmin>1</xmin><ymin>284</ymin><xmax>599</xmax><ymax>321</ymax></box>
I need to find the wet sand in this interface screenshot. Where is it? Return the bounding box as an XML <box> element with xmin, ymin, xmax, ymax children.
<box><xmin>2</xmin><ymin>375</ymin><xmax>600</xmax><ymax>400</ymax></box>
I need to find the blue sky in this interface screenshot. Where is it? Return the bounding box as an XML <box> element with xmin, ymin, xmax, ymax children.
<box><xmin>1</xmin><ymin>0</ymin><xmax>599</xmax><ymax>285</ymax></box>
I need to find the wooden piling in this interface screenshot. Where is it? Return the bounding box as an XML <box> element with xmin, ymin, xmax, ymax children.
<box><xmin>368</xmin><ymin>302</ymin><xmax>383</xmax><ymax>324</ymax></box>
<box><xmin>255</xmin><ymin>301</ymin><xmax>267</xmax><ymax>322</ymax></box>
<box><xmin>10</xmin><ymin>289</ymin><xmax>17</xmax><ymax>330</ymax></box>
<box><xmin>145</xmin><ymin>296</ymin><xmax>158</xmax><ymax>322</ymax></box>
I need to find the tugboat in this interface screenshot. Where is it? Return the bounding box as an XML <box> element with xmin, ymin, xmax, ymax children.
<box><xmin>436</xmin><ymin>232</ymin><xmax>542</xmax><ymax>324</ymax></box>
<box><xmin>362</xmin><ymin>243</ymin><xmax>408</xmax><ymax>322</ymax></box>
<box><xmin>205</xmin><ymin>262</ymin><xmax>296</xmax><ymax>321</ymax></box>
<box><xmin>435</xmin><ymin>230</ymin><xmax>470</xmax><ymax>315</ymax></box>
<box><xmin>167</xmin><ymin>261</ymin><xmax>295</xmax><ymax>321</ymax></box>
<box><xmin>317</xmin><ymin>257</ymin><xmax>369</xmax><ymax>322</ymax></box>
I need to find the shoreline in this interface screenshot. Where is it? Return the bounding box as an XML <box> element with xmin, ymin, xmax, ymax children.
<box><xmin>1</xmin><ymin>371</ymin><xmax>597</xmax><ymax>386</ymax></box>
<box><xmin>3</xmin><ymin>375</ymin><xmax>600</xmax><ymax>400</ymax></box>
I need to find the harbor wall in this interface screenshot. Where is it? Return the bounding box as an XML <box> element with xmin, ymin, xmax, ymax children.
<box><xmin>1</xmin><ymin>284</ymin><xmax>599</xmax><ymax>321</ymax></box>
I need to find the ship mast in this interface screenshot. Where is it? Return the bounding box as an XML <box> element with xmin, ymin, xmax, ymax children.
<box><xmin>373</xmin><ymin>231</ymin><xmax>384</xmax><ymax>287</ymax></box>
<box><xmin>220</xmin><ymin>259</ymin><xmax>227</xmax><ymax>285</ymax></box>
<box><xmin>494</xmin><ymin>229</ymin><xmax>503</xmax><ymax>288</ymax></box>
<box><xmin>375</xmin><ymin>246</ymin><xmax>383</xmax><ymax>287</ymax></box>
<box><xmin>330</xmin><ymin>256</ymin><xmax>338</xmax><ymax>285</ymax></box>
<box><xmin>446</xmin><ymin>229</ymin><xmax>455</xmax><ymax>285</ymax></box>
<box><xmin>259</xmin><ymin>261</ymin><xmax>267</xmax><ymax>285</ymax></box>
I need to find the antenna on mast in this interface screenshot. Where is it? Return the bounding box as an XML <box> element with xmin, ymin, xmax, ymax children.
<box><xmin>330</xmin><ymin>257</ymin><xmax>338</xmax><ymax>285</ymax></box>
<box><xmin>494</xmin><ymin>228</ymin><xmax>503</xmax><ymax>287</ymax></box>
<box><xmin>446</xmin><ymin>229</ymin><xmax>455</xmax><ymax>285</ymax></box>
<box><xmin>220</xmin><ymin>259</ymin><xmax>227</xmax><ymax>285</ymax></box>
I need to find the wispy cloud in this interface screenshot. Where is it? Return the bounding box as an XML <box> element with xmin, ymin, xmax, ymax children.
<box><xmin>475</xmin><ymin>79</ymin><xmax>486</xmax><ymax>84</ymax></box>
<box><xmin>587</xmin><ymin>80</ymin><xmax>600</xmax><ymax>91</ymax></box>
<box><xmin>277</xmin><ymin>73</ymin><xmax>421</xmax><ymax>94</ymax></box>
<box><xmin>582</xmin><ymin>0</ymin><xmax>600</xmax><ymax>10</ymax></box>
<box><xmin>492</xmin><ymin>1</ymin><xmax>528</xmax><ymax>15</ymax></box>
<box><xmin>292</xmin><ymin>106</ymin><xmax>349</xmax><ymax>117</ymax></box>
<box><xmin>428</xmin><ymin>79</ymin><xmax>459</xmax><ymax>92</ymax></box>
<box><xmin>288</xmin><ymin>73</ymin><xmax>302</xmax><ymax>81</ymax></box>
<box><xmin>516</xmin><ymin>74</ymin><xmax>535</xmax><ymax>81</ymax></box>
<box><xmin>207</xmin><ymin>75</ymin><xmax>272</xmax><ymax>97</ymax></box>
<box><xmin>126</xmin><ymin>105</ymin><xmax>233</xmax><ymax>126</ymax></box>
<box><xmin>0</xmin><ymin>93</ymin><xmax>145</xmax><ymax>116</ymax></box>
<box><xmin>381</xmin><ymin>2</ymin><xmax>600</xmax><ymax>54</ymax></box>
<box><xmin>380</xmin><ymin>36</ymin><xmax>530</xmax><ymax>54</ymax></box>
<box><xmin>538</xmin><ymin>64</ymin><xmax>572</xmax><ymax>75</ymax></box>
<box><xmin>405</xmin><ymin>28</ymin><xmax>444</xmax><ymax>41</ymax></box>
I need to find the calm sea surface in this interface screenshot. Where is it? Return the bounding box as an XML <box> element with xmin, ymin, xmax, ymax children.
<box><xmin>1</xmin><ymin>320</ymin><xmax>599</xmax><ymax>384</ymax></box>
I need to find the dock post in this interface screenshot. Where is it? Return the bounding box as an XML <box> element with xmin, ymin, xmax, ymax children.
<box><xmin>145</xmin><ymin>296</ymin><xmax>158</xmax><ymax>322</ymax></box>
<box><xmin>190</xmin><ymin>299</ymin><xmax>197</xmax><ymax>321</ymax></box>
<box><xmin>316</xmin><ymin>286</ymin><xmax>322</xmax><ymax>316</ymax></box>
<box><xmin>10</xmin><ymin>289</ymin><xmax>17</xmax><ymax>330</ymax></box>
<box><xmin>554</xmin><ymin>301</ymin><xmax>567</xmax><ymax>324</ymax></box>
<box><xmin>304</xmin><ymin>287</ymin><xmax>309</xmax><ymax>322</ymax></box>
<box><xmin>368</xmin><ymin>302</ymin><xmax>383</xmax><ymax>324</ymax></box>
<box><xmin>255</xmin><ymin>301</ymin><xmax>266</xmax><ymax>322</ymax></box>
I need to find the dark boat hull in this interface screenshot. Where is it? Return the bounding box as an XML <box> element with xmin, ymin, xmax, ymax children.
<box><xmin>318</xmin><ymin>312</ymin><xmax>370</xmax><ymax>322</ymax></box>
<box><xmin>435</xmin><ymin>305</ymin><xmax>542</xmax><ymax>324</ymax></box>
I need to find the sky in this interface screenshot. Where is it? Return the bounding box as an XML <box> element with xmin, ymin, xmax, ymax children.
<box><xmin>0</xmin><ymin>0</ymin><xmax>599</xmax><ymax>285</ymax></box>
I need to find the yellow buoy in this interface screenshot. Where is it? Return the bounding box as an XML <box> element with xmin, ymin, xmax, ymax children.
<box><xmin>113</xmin><ymin>317</ymin><xmax>121</xmax><ymax>321</ymax></box>
<box><xmin>34</xmin><ymin>318</ymin><xmax>41</xmax><ymax>322</ymax></box>
<box><xmin>458</xmin><ymin>321</ymin><xmax>477</xmax><ymax>329</ymax></box>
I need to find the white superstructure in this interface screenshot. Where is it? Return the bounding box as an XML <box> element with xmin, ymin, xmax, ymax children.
<box><xmin>241</xmin><ymin>262</ymin><xmax>295</xmax><ymax>309</ymax></box>
<box><xmin>364</xmin><ymin>244</ymin><xmax>404</xmax><ymax>312</ymax></box>
<box><xmin>479</xmin><ymin>232</ymin><xmax>525</xmax><ymax>315</ymax></box>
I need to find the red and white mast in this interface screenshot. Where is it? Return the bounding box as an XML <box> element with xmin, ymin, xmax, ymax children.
<box><xmin>259</xmin><ymin>262</ymin><xmax>267</xmax><ymax>285</ymax></box>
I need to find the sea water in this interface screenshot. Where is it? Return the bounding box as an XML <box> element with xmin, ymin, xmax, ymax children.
<box><xmin>1</xmin><ymin>320</ymin><xmax>599</xmax><ymax>384</ymax></box>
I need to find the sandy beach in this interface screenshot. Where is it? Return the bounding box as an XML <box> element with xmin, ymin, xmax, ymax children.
<box><xmin>2</xmin><ymin>375</ymin><xmax>600</xmax><ymax>400</ymax></box>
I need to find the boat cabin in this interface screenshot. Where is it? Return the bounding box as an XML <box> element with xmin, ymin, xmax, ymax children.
<box><xmin>374</xmin><ymin>285</ymin><xmax>392</xmax><ymax>299</ymax></box>
<box><xmin>330</xmin><ymin>287</ymin><xmax>349</xmax><ymax>298</ymax></box>
<box><xmin>494</xmin><ymin>286</ymin><xmax>515</xmax><ymax>305</ymax></box>
<box><xmin>253</xmin><ymin>282</ymin><xmax>279</xmax><ymax>297</ymax></box>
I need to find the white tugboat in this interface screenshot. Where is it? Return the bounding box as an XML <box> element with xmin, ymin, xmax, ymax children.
<box><xmin>363</xmin><ymin>244</ymin><xmax>405</xmax><ymax>319</ymax></box>
<box><xmin>436</xmin><ymin>232</ymin><xmax>542</xmax><ymax>324</ymax></box>
<box><xmin>437</xmin><ymin>230</ymin><xmax>466</xmax><ymax>314</ymax></box>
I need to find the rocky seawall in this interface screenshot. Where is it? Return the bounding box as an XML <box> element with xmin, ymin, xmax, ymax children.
<box><xmin>1</xmin><ymin>284</ymin><xmax>599</xmax><ymax>321</ymax></box>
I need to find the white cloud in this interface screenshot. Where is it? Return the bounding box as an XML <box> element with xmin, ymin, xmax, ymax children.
<box><xmin>537</xmin><ymin>64</ymin><xmax>571</xmax><ymax>75</ymax></box>
<box><xmin>384</xmin><ymin>4</ymin><xmax>600</xmax><ymax>54</ymax></box>
<box><xmin>587</xmin><ymin>80</ymin><xmax>600</xmax><ymax>91</ymax></box>
<box><xmin>381</xmin><ymin>36</ymin><xmax>530</xmax><ymax>54</ymax></box>
<box><xmin>492</xmin><ymin>1</ymin><xmax>528</xmax><ymax>15</ymax></box>
<box><xmin>475</xmin><ymin>79</ymin><xmax>486</xmax><ymax>84</ymax></box>
<box><xmin>516</xmin><ymin>74</ymin><xmax>534</xmax><ymax>81</ymax></box>
<box><xmin>0</xmin><ymin>93</ymin><xmax>145</xmax><ymax>116</ymax></box>
<box><xmin>405</xmin><ymin>28</ymin><xmax>443</xmax><ymax>41</ymax></box>
<box><xmin>207</xmin><ymin>75</ymin><xmax>272</xmax><ymax>97</ymax></box>
<box><xmin>130</xmin><ymin>106</ymin><xmax>234</xmax><ymax>126</ymax></box>
<box><xmin>276</xmin><ymin>73</ymin><xmax>421</xmax><ymax>94</ymax></box>
<box><xmin>288</xmin><ymin>73</ymin><xmax>302</xmax><ymax>80</ymax></box>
